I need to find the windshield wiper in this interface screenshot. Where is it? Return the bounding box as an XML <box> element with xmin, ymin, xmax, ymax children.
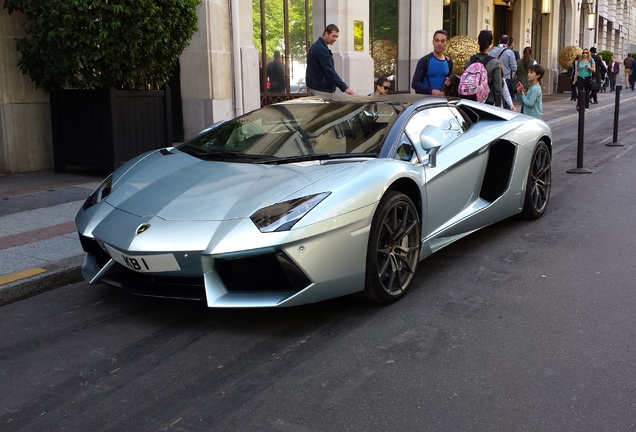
<box><xmin>184</xmin><ymin>149</ymin><xmax>377</xmax><ymax>165</ymax></box>
<box><xmin>262</xmin><ymin>152</ymin><xmax>378</xmax><ymax>165</ymax></box>
<box><xmin>190</xmin><ymin>151</ymin><xmax>275</xmax><ymax>163</ymax></box>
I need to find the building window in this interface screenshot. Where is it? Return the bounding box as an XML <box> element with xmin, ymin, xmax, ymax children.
<box><xmin>443</xmin><ymin>0</ymin><xmax>468</xmax><ymax>37</ymax></box>
<box><xmin>559</xmin><ymin>0</ymin><xmax>566</xmax><ymax>54</ymax></box>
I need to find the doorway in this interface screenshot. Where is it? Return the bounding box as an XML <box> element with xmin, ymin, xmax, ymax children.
<box><xmin>493</xmin><ymin>4</ymin><xmax>512</xmax><ymax>40</ymax></box>
<box><xmin>254</xmin><ymin>0</ymin><xmax>313</xmax><ymax>106</ymax></box>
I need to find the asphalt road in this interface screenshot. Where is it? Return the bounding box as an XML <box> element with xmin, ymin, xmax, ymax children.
<box><xmin>2</xmin><ymin>105</ymin><xmax>636</xmax><ymax>432</ymax></box>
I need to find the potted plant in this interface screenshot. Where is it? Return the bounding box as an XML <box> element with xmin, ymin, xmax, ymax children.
<box><xmin>4</xmin><ymin>0</ymin><xmax>201</xmax><ymax>172</ymax></box>
<box><xmin>599</xmin><ymin>50</ymin><xmax>613</xmax><ymax>65</ymax></box>
<box><xmin>557</xmin><ymin>45</ymin><xmax>582</xmax><ymax>93</ymax></box>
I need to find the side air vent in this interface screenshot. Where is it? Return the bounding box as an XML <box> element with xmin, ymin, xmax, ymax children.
<box><xmin>479</xmin><ymin>140</ymin><xmax>516</xmax><ymax>202</ymax></box>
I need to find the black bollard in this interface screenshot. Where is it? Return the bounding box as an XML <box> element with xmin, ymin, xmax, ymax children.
<box><xmin>607</xmin><ymin>85</ymin><xmax>624</xmax><ymax>146</ymax></box>
<box><xmin>567</xmin><ymin>89</ymin><xmax>593</xmax><ymax>173</ymax></box>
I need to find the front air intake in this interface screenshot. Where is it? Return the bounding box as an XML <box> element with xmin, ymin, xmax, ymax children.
<box><xmin>216</xmin><ymin>252</ymin><xmax>311</xmax><ymax>292</ymax></box>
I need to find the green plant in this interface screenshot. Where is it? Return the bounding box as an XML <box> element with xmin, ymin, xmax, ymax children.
<box><xmin>252</xmin><ymin>0</ymin><xmax>311</xmax><ymax>62</ymax></box>
<box><xmin>4</xmin><ymin>0</ymin><xmax>201</xmax><ymax>91</ymax></box>
<box><xmin>599</xmin><ymin>50</ymin><xmax>613</xmax><ymax>64</ymax></box>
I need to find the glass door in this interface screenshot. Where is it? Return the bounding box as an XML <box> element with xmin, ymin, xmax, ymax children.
<box><xmin>370</xmin><ymin>0</ymin><xmax>412</xmax><ymax>93</ymax></box>
<box><xmin>254</xmin><ymin>0</ymin><xmax>313</xmax><ymax>106</ymax></box>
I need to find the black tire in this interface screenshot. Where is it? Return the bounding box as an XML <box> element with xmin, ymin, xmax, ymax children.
<box><xmin>360</xmin><ymin>191</ymin><xmax>421</xmax><ymax>304</ymax></box>
<box><xmin>521</xmin><ymin>140</ymin><xmax>551</xmax><ymax>219</ymax></box>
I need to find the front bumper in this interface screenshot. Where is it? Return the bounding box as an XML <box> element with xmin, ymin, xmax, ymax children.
<box><xmin>77</xmin><ymin>206</ymin><xmax>373</xmax><ymax>307</ymax></box>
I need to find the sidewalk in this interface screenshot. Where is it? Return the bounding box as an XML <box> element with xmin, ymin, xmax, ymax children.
<box><xmin>0</xmin><ymin>171</ymin><xmax>103</xmax><ymax>304</ymax></box>
<box><xmin>2</xmin><ymin>87</ymin><xmax>636</xmax><ymax>306</ymax></box>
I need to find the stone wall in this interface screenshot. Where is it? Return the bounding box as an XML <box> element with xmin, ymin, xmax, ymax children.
<box><xmin>0</xmin><ymin>8</ymin><xmax>52</xmax><ymax>174</ymax></box>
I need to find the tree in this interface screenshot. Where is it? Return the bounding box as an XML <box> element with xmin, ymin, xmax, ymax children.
<box><xmin>4</xmin><ymin>0</ymin><xmax>201</xmax><ymax>91</ymax></box>
<box><xmin>252</xmin><ymin>0</ymin><xmax>311</xmax><ymax>63</ymax></box>
<box><xmin>372</xmin><ymin>0</ymin><xmax>398</xmax><ymax>44</ymax></box>
<box><xmin>252</xmin><ymin>0</ymin><xmax>284</xmax><ymax>57</ymax></box>
<box><xmin>288</xmin><ymin>0</ymin><xmax>311</xmax><ymax>64</ymax></box>
<box><xmin>371</xmin><ymin>0</ymin><xmax>398</xmax><ymax>78</ymax></box>
<box><xmin>599</xmin><ymin>50</ymin><xmax>613</xmax><ymax>65</ymax></box>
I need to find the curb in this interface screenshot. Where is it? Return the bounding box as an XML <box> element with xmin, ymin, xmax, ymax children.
<box><xmin>546</xmin><ymin>92</ymin><xmax>636</xmax><ymax>128</ymax></box>
<box><xmin>0</xmin><ymin>256</ymin><xmax>84</xmax><ymax>307</ymax></box>
<box><xmin>546</xmin><ymin>106</ymin><xmax>602</xmax><ymax>128</ymax></box>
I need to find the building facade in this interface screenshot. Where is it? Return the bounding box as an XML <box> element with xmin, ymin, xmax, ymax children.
<box><xmin>1</xmin><ymin>0</ymin><xmax>634</xmax><ymax>174</ymax></box>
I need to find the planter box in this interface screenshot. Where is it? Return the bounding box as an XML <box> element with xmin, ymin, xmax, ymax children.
<box><xmin>50</xmin><ymin>88</ymin><xmax>172</xmax><ymax>173</ymax></box>
<box><xmin>557</xmin><ymin>73</ymin><xmax>573</xmax><ymax>93</ymax></box>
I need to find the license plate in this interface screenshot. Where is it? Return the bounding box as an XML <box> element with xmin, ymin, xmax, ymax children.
<box><xmin>104</xmin><ymin>244</ymin><xmax>181</xmax><ymax>273</ymax></box>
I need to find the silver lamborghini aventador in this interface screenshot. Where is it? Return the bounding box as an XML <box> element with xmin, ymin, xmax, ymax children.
<box><xmin>76</xmin><ymin>95</ymin><xmax>552</xmax><ymax>307</ymax></box>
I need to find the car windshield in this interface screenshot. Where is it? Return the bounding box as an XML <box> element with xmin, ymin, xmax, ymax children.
<box><xmin>178</xmin><ymin>100</ymin><xmax>407</xmax><ymax>163</ymax></box>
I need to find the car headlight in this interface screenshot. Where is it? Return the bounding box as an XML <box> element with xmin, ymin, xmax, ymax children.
<box><xmin>251</xmin><ymin>192</ymin><xmax>330</xmax><ymax>232</ymax></box>
<box><xmin>82</xmin><ymin>174</ymin><xmax>113</xmax><ymax>210</ymax></box>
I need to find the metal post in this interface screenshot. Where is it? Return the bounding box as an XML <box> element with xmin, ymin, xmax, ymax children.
<box><xmin>607</xmin><ymin>85</ymin><xmax>624</xmax><ymax>146</ymax></box>
<box><xmin>568</xmin><ymin>89</ymin><xmax>593</xmax><ymax>173</ymax></box>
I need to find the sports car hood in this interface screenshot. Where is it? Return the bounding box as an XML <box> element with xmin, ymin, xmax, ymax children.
<box><xmin>105</xmin><ymin>149</ymin><xmax>354</xmax><ymax>221</ymax></box>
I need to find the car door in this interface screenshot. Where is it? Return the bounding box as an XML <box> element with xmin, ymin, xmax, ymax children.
<box><xmin>405</xmin><ymin>105</ymin><xmax>492</xmax><ymax>239</ymax></box>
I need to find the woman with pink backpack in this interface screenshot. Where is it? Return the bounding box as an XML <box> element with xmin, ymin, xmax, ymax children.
<box><xmin>459</xmin><ymin>30</ymin><xmax>502</xmax><ymax>106</ymax></box>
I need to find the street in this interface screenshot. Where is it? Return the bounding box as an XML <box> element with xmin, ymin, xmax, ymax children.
<box><xmin>2</xmin><ymin>103</ymin><xmax>636</xmax><ymax>432</ymax></box>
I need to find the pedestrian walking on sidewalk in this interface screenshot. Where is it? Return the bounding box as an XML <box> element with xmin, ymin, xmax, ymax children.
<box><xmin>463</xmin><ymin>30</ymin><xmax>502</xmax><ymax>107</ymax></box>
<box><xmin>306</xmin><ymin>24</ymin><xmax>355</xmax><ymax>96</ymax></box>
<box><xmin>574</xmin><ymin>49</ymin><xmax>595</xmax><ymax>111</ymax></box>
<box><xmin>624</xmin><ymin>53</ymin><xmax>633</xmax><ymax>90</ymax></box>
<box><xmin>488</xmin><ymin>34</ymin><xmax>517</xmax><ymax>109</ymax></box>
<box><xmin>266</xmin><ymin>50</ymin><xmax>285</xmax><ymax>93</ymax></box>
<box><xmin>568</xmin><ymin>55</ymin><xmax>580</xmax><ymax>101</ymax></box>
<box><xmin>589</xmin><ymin>47</ymin><xmax>605</xmax><ymax>103</ymax></box>
<box><xmin>608</xmin><ymin>55</ymin><xmax>619</xmax><ymax>92</ymax></box>
<box><xmin>411</xmin><ymin>29</ymin><xmax>454</xmax><ymax>96</ymax></box>
<box><xmin>515</xmin><ymin>46</ymin><xmax>537</xmax><ymax>112</ymax></box>
<box><xmin>516</xmin><ymin>64</ymin><xmax>544</xmax><ymax>119</ymax></box>
<box><xmin>501</xmin><ymin>75</ymin><xmax>516</xmax><ymax>111</ymax></box>
<box><xmin>509</xmin><ymin>36</ymin><xmax>520</xmax><ymax>61</ymax></box>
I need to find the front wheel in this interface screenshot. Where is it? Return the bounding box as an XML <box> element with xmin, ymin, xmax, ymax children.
<box><xmin>522</xmin><ymin>140</ymin><xmax>551</xmax><ymax>219</ymax></box>
<box><xmin>360</xmin><ymin>191</ymin><xmax>421</xmax><ymax>304</ymax></box>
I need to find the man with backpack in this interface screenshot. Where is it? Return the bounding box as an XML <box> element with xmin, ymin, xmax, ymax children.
<box><xmin>589</xmin><ymin>47</ymin><xmax>606</xmax><ymax>103</ymax></box>
<box><xmin>460</xmin><ymin>30</ymin><xmax>502</xmax><ymax>106</ymax></box>
<box><xmin>488</xmin><ymin>35</ymin><xmax>517</xmax><ymax>109</ymax></box>
<box><xmin>412</xmin><ymin>29</ymin><xmax>454</xmax><ymax>96</ymax></box>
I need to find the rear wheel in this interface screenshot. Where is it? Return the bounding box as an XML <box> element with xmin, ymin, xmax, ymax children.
<box><xmin>360</xmin><ymin>191</ymin><xmax>421</xmax><ymax>304</ymax></box>
<box><xmin>522</xmin><ymin>140</ymin><xmax>551</xmax><ymax>219</ymax></box>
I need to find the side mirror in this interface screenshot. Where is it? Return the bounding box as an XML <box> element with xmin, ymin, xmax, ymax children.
<box><xmin>419</xmin><ymin>125</ymin><xmax>444</xmax><ymax>168</ymax></box>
